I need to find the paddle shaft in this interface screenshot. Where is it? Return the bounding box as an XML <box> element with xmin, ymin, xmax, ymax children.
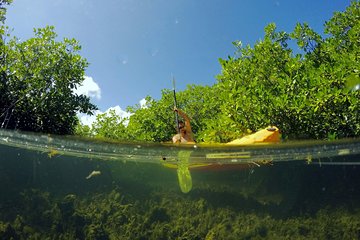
<box><xmin>172</xmin><ymin>78</ymin><xmax>180</xmax><ymax>134</ymax></box>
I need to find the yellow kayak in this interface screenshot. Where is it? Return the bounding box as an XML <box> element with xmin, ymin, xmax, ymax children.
<box><xmin>163</xmin><ymin>126</ymin><xmax>279</xmax><ymax>193</ymax></box>
<box><xmin>163</xmin><ymin>126</ymin><xmax>279</xmax><ymax>170</ymax></box>
<box><xmin>226</xmin><ymin>126</ymin><xmax>280</xmax><ymax>145</ymax></box>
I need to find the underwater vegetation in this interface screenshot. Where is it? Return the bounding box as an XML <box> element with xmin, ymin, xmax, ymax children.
<box><xmin>1</xmin><ymin>187</ymin><xmax>360</xmax><ymax>240</ymax></box>
<box><xmin>1</xmin><ymin>142</ymin><xmax>360</xmax><ymax>239</ymax></box>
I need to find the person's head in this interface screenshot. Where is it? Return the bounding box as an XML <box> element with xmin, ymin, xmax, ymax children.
<box><xmin>177</xmin><ymin>121</ymin><xmax>186</xmax><ymax>134</ymax></box>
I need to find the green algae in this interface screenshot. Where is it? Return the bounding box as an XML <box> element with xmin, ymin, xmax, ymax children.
<box><xmin>1</xmin><ymin>187</ymin><xmax>360</xmax><ymax>240</ymax></box>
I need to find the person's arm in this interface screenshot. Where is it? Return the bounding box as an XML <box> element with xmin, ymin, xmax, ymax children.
<box><xmin>177</xmin><ymin>109</ymin><xmax>192</xmax><ymax>133</ymax></box>
<box><xmin>174</xmin><ymin>108</ymin><xmax>191</xmax><ymax>130</ymax></box>
<box><xmin>174</xmin><ymin>108</ymin><xmax>194</xmax><ymax>143</ymax></box>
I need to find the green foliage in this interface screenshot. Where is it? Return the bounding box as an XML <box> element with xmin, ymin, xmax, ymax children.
<box><xmin>91</xmin><ymin>110</ymin><xmax>128</xmax><ymax>140</ymax></box>
<box><xmin>216</xmin><ymin>23</ymin><xmax>295</xmax><ymax>134</ymax></box>
<box><xmin>75</xmin><ymin>122</ymin><xmax>93</xmax><ymax>137</ymax></box>
<box><xmin>125</xmin><ymin>95</ymin><xmax>176</xmax><ymax>142</ymax></box>
<box><xmin>0</xmin><ymin>26</ymin><xmax>97</xmax><ymax>134</ymax></box>
<box><xmin>83</xmin><ymin>85</ymin><xmax>225</xmax><ymax>142</ymax></box>
<box><xmin>124</xmin><ymin>85</ymin><xmax>227</xmax><ymax>142</ymax></box>
<box><xmin>214</xmin><ymin>2</ymin><xmax>359</xmax><ymax>140</ymax></box>
<box><xmin>0</xmin><ymin>0</ymin><xmax>12</xmax><ymax>23</ymax></box>
<box><xmin>84</xmin><ymin>2</ymin><xmax>359</xmax><ymax>142</ymax></box>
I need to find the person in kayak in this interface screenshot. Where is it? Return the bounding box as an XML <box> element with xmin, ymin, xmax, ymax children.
<box><xmin>172</xmin><ymin>107</ymin><xmax>195</xmax><ymax>144</ymax></box>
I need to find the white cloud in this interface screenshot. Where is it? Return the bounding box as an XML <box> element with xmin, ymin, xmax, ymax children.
<box><xmin>139</xmin><ymin>98</ymin><xmax>148</xmax><ymax>108</ymax></box>
<box><xmin>106</xmin><ymin>105</ymin><xmax>132</xmax><ymax>119</ymax></box>
<box><xmin>78</xmin><ymin>110</ymin><xmax>102</xmax><ymax>126</ymax></box>
<box><xmin>78</xmin><ymin>105</ymin><xmax>133</xmax><ymax>127</ymax></box>
<box><xmin>78</xmin><ymin>98</ymin><xmax>150</xmax><ymax>127</ymax></box>
<box><xmin>74</xmin><ymin>76</ymin><xmax>101</xmax><ymax>100</ymax></box>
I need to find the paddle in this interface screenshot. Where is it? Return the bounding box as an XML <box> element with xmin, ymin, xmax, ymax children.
<box><xmin>172</xmin><ymin>77</ymin><xmax>180</xmax><ymax>134</ymax></box>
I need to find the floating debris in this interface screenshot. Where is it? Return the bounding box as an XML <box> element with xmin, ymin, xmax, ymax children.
<box><xmin>86</xmin><ymin>170</ymin><xmax>101</xmax><ymax>179</ymax></box>
<box><xmin>48</xmin><ymin>148</ymin><xmax>59</xmax><ymax>158</ymax></box>
<box><xmin>338</xmin><ymin>149</ymin><xmax>350</xmax><ymax>155</ymax></box>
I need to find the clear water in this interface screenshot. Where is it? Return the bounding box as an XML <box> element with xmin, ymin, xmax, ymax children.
<box><xmin>1</xmin><ymin>129</ymin><xmax>360</xmax><ymax>239</ymax></box>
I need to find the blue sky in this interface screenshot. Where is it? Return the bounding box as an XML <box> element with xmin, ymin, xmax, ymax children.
<box><xmin>5</xmin><ymin>0</ymin><xmax>351</xmax><ymax>122</ymax></box>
